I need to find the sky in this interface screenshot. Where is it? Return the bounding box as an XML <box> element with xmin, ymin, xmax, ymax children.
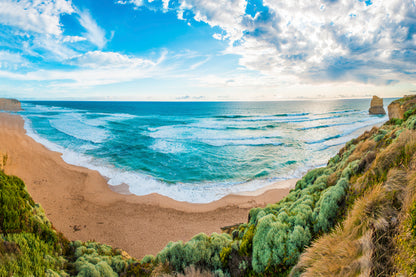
<box><xmin>0</xmin><ymin>0</ymin><xmax>415</xmax><ymax>101</ymax></box>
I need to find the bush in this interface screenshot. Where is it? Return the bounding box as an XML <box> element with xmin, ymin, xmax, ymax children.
<box><xmin>156</xmin><ymin>233</ymin><xmax>232</xmax><ymax>273</ymax></box>
<box><xmin>0</xmin><ymin>171</ymin><xmax>68</xmax><ymax>276</ymax></box>
<box><xmin>313</xmin><ymin>178</ymin><xmax>349</xmax><ymax>233</ymax></box>
<box><xmin>405</xmin><ymin>115</ymin><xmax>416</xmax><ymax>130</ymax></box>
<box><xmin>70</xmin><ymin>241</ymin><xmax>133</xmax><ymax>276</ymax></box>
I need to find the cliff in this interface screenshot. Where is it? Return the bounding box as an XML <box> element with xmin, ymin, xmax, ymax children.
<box><xmin>369</xmin><ymin>95</ymin><xmax>386</xmax><ymax>115</ymax></box>
<box><xmin>388</xmin><ymin>94</ymin><xmax>416</xmax><ymax>120</ymax></box>
<box><xmin>0</xmin><ymin>98</ymin><xmax>21</xmax><ymax>111</ymax></box>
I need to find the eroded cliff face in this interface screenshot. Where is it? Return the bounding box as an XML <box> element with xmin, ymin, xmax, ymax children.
<box><xmin>388</xmin><ymin>102</ymin><xmax>405</xmax><ymax>119</ymax></box>
<box><xmin>388</xmin><ymin>95</ymin><xmax>416</xmax><ymax>120</ymax></box>
<box><xmin>369</xmin><ymin>95</ymin><xmax>386</xmax><ymax>115</ymax></box>
<box><xmin>0</xmin><ymin>98</ymin><xmax>21</xmax><ymax>111</ymax></box>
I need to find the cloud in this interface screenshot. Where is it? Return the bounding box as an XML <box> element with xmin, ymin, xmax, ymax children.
<box><xmin>0</xmin><ymin>0</ymin><xmax>106</xmax><ymax>61</ymax></box>
<box><xmin>177</xmin><ymin>0</ymin><xmax>247</xmax><ymax>41</ymax></box>
<box><xmin>120</xmin><ymin>0</ymin><xmax>416</xmax><ymax>86</ymax></box>
<box><xmin>116</xmin><ymin>0</ymin><xmax>144</xmax><ymax>7</ymax></box>
<box><xmin>230</xmin><ymin>0</ymin><xmax>416</xmax><ymax>84</ymax></box>
<box><xmin>0</xmin><ymin>0</ymin><xmax>74</xmax><ymax>36</ymax></box>
<box><xmin>63</xmin><ymin>36</ymin><xmax>87</xmax><ymax>43</ymax></box>
<box><xmin>0</xmin><ymin>50</ymin><xmax>28</xmax><ymax>70</ymax></box>
<box><xmin>67</xmin><ymin>51</ymin><xmax>157</xmax><ymax>69</ymax></box>
<box><xmin>78</xmin><ymin>10</ymin><xmax>107</xmax><ymax>49</ymax></box>
<box><xmin>0</xmin><ymin>50</ymin><xmax>169</xmax><ymax>88</ymax></box>
<box><xmin>0</xmin><ymin>0</ymin><xmax>109</xmax><ymax>63</ymax></box>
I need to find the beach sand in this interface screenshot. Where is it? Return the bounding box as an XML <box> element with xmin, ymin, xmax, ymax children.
<box><xmin>0</xmin><ymin>112</ymin><xmax>297</xmax><ymax>258</ymax></box>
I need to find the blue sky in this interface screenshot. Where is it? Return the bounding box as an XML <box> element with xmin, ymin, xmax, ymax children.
<box><xmin>0</xmin><ymin>0</ymin><xmax>415</xmax><ymax>100</ymax></box>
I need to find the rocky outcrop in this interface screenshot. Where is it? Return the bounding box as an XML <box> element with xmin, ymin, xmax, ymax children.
<box><xmin>0</xmin><ymin>98</ymin><xmax>21</xmax><ymax>111</ymax></box>
<box><xmin>388</xmin><ymin>95</ymin><xmax>416</xmax><ymax>120</ymax></box>
<box><xmin>369</xmin><ymin>96</ymin><xmax>386</xmax><ymax>115</ymax></box>
<box><xmin>388</xmin><ymin>102</ymin><xmax>405</xmax><ymax>120</ymax></box>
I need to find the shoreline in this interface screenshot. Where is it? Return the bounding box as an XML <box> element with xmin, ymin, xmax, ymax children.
<box><xmin>0</xmin><ymin>112</ymin><xmax>297</xmax><ymax>258</ymax></box>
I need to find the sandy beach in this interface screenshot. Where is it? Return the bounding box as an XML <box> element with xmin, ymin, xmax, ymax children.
<box><xmin>0</xmin><ymin>112</ymin><xmax>297</xmax><ymax>258</ymax></box>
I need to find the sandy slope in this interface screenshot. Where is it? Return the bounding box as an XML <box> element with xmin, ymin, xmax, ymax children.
<box><xmin>0</xmin><ymin>112</ymin><xmax>297</xmax><ymax>258</ymax></box>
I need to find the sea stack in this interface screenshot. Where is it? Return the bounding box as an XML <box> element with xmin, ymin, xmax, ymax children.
<box><xmin>369</xmin><ymin>96</ymin><xmax>386</xmax><ymax>115</ymax></box>
<box><xmin>0</xmin><ymin>98</ymin><xmax>21</xmax><ymax>111</ymax></box>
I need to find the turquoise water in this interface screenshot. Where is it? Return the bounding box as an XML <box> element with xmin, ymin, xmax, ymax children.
<box><xmin>19</xmin><ymin>99</ymin><xmax>394</xmax><ymax>203</ymax></box>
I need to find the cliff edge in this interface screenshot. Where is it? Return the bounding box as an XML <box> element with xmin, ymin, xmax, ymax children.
<box><xmin>388</xmin><ymin>94</ymin><xmax>416</xmax><ymax>120</ymax></box>
<box><xmin>0</xmin><ymin>98</ymin><xmax>21</xmax><ymax>111</ymax></box>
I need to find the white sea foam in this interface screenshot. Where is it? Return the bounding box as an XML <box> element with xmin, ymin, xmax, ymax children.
<box><xmin>81</xmin><ymin>113</ymin><xmax>137</xmax><ymax>127</ymax></box>
<box><xmin>150</xmin><ymin>140</ymin><xmax>187</xmax><ymax>154</ymax></box>
<box><xmin>203</xmin><ymin>138</ymin><xmax>283</xmax><ymax>147</ymax></box>
<box><xmin>146</xmin><ymin>125</ymin><xmax>281</xmax><ymax>143</ymax></box>
<box><xmin>30</xmin><ymin>104</ymin><xmax>80</xmax><ymax>113</ymax></box>
<box><xmin>49</xmin><ymin>114</ymin><xmax>110</xmax><ymax>144</ymax></box>
<box><xmin>22</xmin><ymin>116</ymin><xmax>301</xmax><ymax>203</ymax></box>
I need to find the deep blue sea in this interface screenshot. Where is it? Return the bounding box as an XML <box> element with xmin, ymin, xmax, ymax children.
<box><xmin>19</xmin><ymin>99</ymin><xmax>394</xmax><ymax>203</ymax></box>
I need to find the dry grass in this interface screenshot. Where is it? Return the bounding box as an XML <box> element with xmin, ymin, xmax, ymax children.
<box><xmin>375</xmin><ymin>130</ymin><xmax>415</xmax><ymax>172</ymax></box>
<box><xmin>393</xmin><ymin>171</ymin><xmax>416</xmax><ymax>276</ymax></box>
<box><xmin>350</xmin><ymin>129</ymin><xmax>416</xmax><ymax>197</ymax></box>
<box><xmin>291</xmin><ymin>174</ymin><xmax>406</xmax><ymax>277</ymax></box>
<box><xmin>291</xmin><ymin>185</ymin><xmax>385</xmax><ymax>276</ymax></box>
<box><xmin>289</xmin><ymin>227</ymin><xmax>372</xmax><ymax>277</ymax></box>
<box><xmin>291</xmin><ymin>134</ymin><xmax>416</xmax><ymax>277</ymax></box>
<box><xmin>347</xmin><ymin>139</ymin><xmax>377</xmax><ymax>164</ymax></box>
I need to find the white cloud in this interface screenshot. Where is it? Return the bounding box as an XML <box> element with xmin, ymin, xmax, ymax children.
<box><xmin>78</xmin><ymin>10</ymin><xmax>107</xmax><ymax>49</ymax></box>
<box><xmin>127</xmin><ymin>0</ymin><xmax>415</xmax><ymax>86</ymax></box>
<box><xmin>177</xmin><ymin>0</ymin><xmax>247</xmax><ymax>41</ymax></box>
<box><xmin>198</xmin><ymin>0</ymin><xmax>414</xmax><ymax>85</ymax></box>
<box><xmin>0</xmin><ymin>0</ymin><xmax>105</xmax><ymax>61</ymax></box>
<box><xmin>63</xmin><ymin>35</ymin><xmax>87</xmax><ymax>43</ymax></box>
<box><xmin>212</xmin><ymin>33</ymin><xmax>223</xmax><ymax>40</ymax></box>
<box><xmin>0</xmin><ymin>0</ymin><xmax>74</xmax><ymax>35</ymax></box>
<box><xmin>162</xmin><ymin>0</ymin><xmax>169</xmax><ymax>10</ymax></box>
<box><xmin>115</xmin><ymin>0</ymin><xmax>144</xmax><ymax>7</ymax></box>
<box><xmin>0</xmin><ymin>50</ymin><xmax>169</xmax><ymax>88</ymax></box>
<box><xmin>0</xmin><ymin>50</ymin><xmax>28</xmax><ymax>70</ymax></box>
<box><xmin>68</xmin><ymin>51</ymin><xmax>157</xmax><ymax>69</ymax></box>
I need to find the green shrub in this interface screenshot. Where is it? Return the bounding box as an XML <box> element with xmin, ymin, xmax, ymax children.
<box><xmin>70</xmin><ymin>241</ymin><xmax>133</xmax><ymax>275</ymax></box>
<box><xmin>156</xmin><ymin>233</ymin><xmax>232</xmax><ymax>273</ymax></box>
<box><xmin>405</xmin><ymin>115</ymin><xmax>416</xmax><ymax>130</ymax></box>
<box><xmin>387</xmin><ymin>118</ymin><xmax>403</xmax><ymax>126</ymax></box>
<box><xmin>0</xmin><ymin>233</ymin><xmax>65</xmax><ymax>276</ymax></box>
<box><xmin>313</xmin><ymin>178</ymin><xmax>349</xmax><ymax>233</ymax></box>
<box><xmin>404</xmin><ymin>106</ymin><xmax>416</xmax><ymax>121</ymax></box>
<box><xmin>0</xmin><ymin>171</ymin><xmax>68</xmax><ymax>276</ymax></box>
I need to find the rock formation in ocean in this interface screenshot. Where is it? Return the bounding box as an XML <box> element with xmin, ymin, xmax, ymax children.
<box><xmin>388</xmin><ymin>95</ymin><xmax>416</xmax><ymax>120</ymax></box>
<box><xmin>368</xmin><ymin>95</ymin><xmax>386</xmax><ymax>115</ymax></box>
<box><xmin>0</xmin><ymin>98</ymin><xmax>21</xmax><ymax>111</ymax></box>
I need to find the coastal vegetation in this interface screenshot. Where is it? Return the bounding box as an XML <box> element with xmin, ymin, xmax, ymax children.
<box><xmin>0</xmin><ymin>169</ymin><xmax>135</xmax><ymax>276</ymax></box>
<box><xmin>1</xmin><ymin>95</ymin><xmax>415</xmax><ymax>276</ymax></box>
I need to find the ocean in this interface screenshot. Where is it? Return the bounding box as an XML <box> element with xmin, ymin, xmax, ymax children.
<box><xmin>18</xmin><ymin>99</ymin><xmax>394</xmax><ymax>203</ymax></box>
